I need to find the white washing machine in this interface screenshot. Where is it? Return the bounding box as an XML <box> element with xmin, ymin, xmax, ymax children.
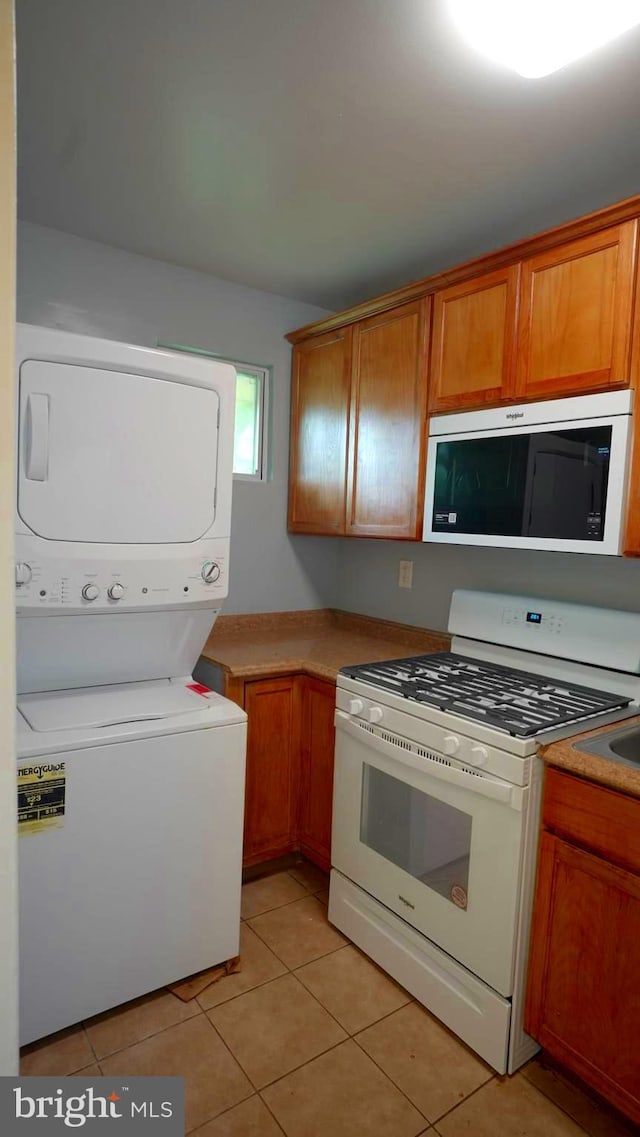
<box><xmin>14</xmin><ymin>325</ymin><xmax>246</xmax><ymax>1045</ymax></box>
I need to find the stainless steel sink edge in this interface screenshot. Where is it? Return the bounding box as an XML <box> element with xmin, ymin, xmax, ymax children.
<box><xmin>573</xmin><ymin>716</ymin><xmax>640</xmax><ymax>769</ymax></box>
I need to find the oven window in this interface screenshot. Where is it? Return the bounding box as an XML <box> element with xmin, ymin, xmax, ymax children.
<box><xmin>360</xmin><ymin>764</ymin><xmax>472</xmax><ymax>909</ymax></box>
<box><xmin>432</xmin><ymin>425</ymin><xmax>612</xmax><ymax>541</ymax></box>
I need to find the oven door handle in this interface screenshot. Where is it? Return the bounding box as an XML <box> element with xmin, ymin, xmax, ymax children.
<box><xmin>335</xmin><ymin>712</ymin><xmax>526</xmax><ymax>810</ymax></box>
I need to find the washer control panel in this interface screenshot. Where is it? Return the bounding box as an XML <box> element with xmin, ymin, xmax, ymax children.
<box><xmin>14</xmin><ymin>541</ymin><xmax>228</xmax><ymax>611</ymax></box>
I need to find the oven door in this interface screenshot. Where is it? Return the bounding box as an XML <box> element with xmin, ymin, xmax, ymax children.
<box><xmin>331</xmin><ymin>712</ymin><xmax>528</xmax><ymax>997</ymax></box>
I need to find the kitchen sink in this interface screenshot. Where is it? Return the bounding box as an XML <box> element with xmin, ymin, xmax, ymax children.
<box><xmin>573</xmin><ymin>722</ymin><xmax>640</xmax><ymax>768</ymax></box>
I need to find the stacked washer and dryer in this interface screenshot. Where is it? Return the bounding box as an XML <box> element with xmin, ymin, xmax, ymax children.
<box><xmin>14</xmin><ymin>324</ymin><xmax>247</xmax><ymax>1046</ymax></box>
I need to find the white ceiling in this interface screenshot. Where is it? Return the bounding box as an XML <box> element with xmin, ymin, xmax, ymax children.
<box><xmin>15</xmin><ymin>0</ymin><xmax>640</xmax><ymax>309</ymax></box>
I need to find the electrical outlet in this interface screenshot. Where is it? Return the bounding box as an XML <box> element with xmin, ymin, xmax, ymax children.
<box><xmin>398</xmin><ymin>559</ymin><xmax>413</xmax><ymax>589</ymax></box>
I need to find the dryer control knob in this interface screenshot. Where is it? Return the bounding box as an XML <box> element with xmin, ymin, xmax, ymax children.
<box><xmin>470</xmin><ymin>745</ymin><xmax>488</xmax><ymax>767</ymax></box>
<box><xmin>107</xmin><ymin>583</ymin><xmax>125</xmax><ymax>601</ymax></box>
<box><xmin>15</xmin><ymin>562</ymin><xmax>32</xmax><ymax>587</ymax></box>
<box><xmin>368</xmin><ymin>706</ymin><xmax>384</xmax><ymax>724</ymax></box>
<box><xmin>82</xmin><ymin>583</ymin><xmax>100</xmax><ymax>601</ymax></box>
<box><xmin>202</xmin><ymin>561</ymin><xmax>221</xmax><ymax>583</ymax></box>
<box><xmin>443</xmin><ymin>734</ymin><xmax>460</xmax><ymax>756</ymax></box>
<box><xmin>348</xmin><ymin>699</ymin><xmax>364</xmax><ymax>716</ymax></box>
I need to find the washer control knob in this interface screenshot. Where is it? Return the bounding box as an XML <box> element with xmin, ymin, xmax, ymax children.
<box><xmin>368</xmin><ymin>706</ymin><xmax>384</xmax><ymax>724</ymax></box>
<box><xmin>348</xmin><ymin>698</ymin><xmax>364</xmax><ymax>716</ymax></box>
<box><xmin>202</xmin><ymin>561</ymin><xmax>221</xmax><ymax>584</ymax></box>
<box><xmin>107</xmin><ymin>583</ymin><xmax>125</xmax><ymax>601</ymax></box>
<box><xmin>443</xmin><ymin>734</ymin><xmax>460</xmax><ymax>756</ymax></box>
<box><xmin>82</xmin><ymin>583</ymin><xmax>100</xmax><ymax>602</ymax></box>
<box><xmin>470</xmin><ymin>745</ymin><xmax>488</xmax><ymax>767</ymax></box>
<box><xmin>15</xmin><ymin>562</ymin><xmax>32</xmax><ymax>587</ymax></box>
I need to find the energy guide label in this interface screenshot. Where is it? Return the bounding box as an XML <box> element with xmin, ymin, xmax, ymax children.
<box><xmin>18</xmin><ymin>762</ymin><xmax>66</xmax><ymax>836</ymax></box>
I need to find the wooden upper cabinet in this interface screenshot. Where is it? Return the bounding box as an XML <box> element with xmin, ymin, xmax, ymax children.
<box><xmin>288</xmin><ymin>328</ymin><xmax>352</xmax><ymax>534</ymax></box>
<box><xmin>346</xmin><ymin>298</ymin><xmax>430</xmax><ymax>539</ymax></box>
<box><xmin>429</xmin><ymin>265</ymin><xmax>519</xmax><ymax>412</ymax></box>
<box><xmin>516</xmin><ymin>221</ymin><xmax>638</xmax><ymax>399</ymax></box>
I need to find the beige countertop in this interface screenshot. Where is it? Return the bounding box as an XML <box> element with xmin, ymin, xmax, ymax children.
<box><xmin>201</xmin><ymin>608</ymin><xmax>450</xmax><ymax>685</ymax></box>
<box><xmin>540</xmin><ymin>714</ymin><xmax>640</xmax><ymax>800</ymax></box>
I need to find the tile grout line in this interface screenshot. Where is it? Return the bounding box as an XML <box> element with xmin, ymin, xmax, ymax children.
<box><xmin>207</xmin><ymin>1001</ymin><xmax>350</xmax><ymax>1103</ymax></box>
<box><xmin>243</xmin><ymin>889</ymin><xmax>328</xmax><ymax>925</ymax></box>
<box><xmin>263</xmin><ymin>968</ymin><xmax>430</xmax><ymax>1127</ymax></box>
<box><xmin>82</xmin><ymin>1002</ymin><xmax>203</xmax><ymax>1065</ymax></box>
<box><xmin>349</xmin><ymin>1031</ymin><xmax>432</xmax><ymax>1126</ymax></box>
<box><xmin>196</xmin><ymin>966</ymin><xmax>288</xmax><ymax>1014</ymax></box>
<box><xmin>82</xmin><ymin>1023</ymin><xmax>101</xmax><ymax>1068</ymax></box>
<box><xmin>183</xmin><ymin>1014</ymin><xmax>256</xmax><ymax>1133</ymax></box>
<box><xmin>428</xmin><ymin>1071</ymin><xmax>498</xmax><ymax>1129</ymax></box>
<box><xmin>256</xmin><ymin>1090</ymin><xmax>289</xmax><ymax>1137</ymax></box>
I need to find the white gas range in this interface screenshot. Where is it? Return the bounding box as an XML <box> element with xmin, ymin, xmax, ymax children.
<box><xmin>329</xmin><ymin>590</ymin><xmax>640</xmax><ymax>1075</ymax></box>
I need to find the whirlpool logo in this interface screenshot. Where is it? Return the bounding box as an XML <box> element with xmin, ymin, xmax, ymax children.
<box><xmin>1</xmin><ymin>1076</ymin><xmax>184</xmax><ymax>1134</ymax></box>
<box><xmin>505</xmin><ymin>411</ymin><xmax>525</xmax><ymax>421</ymax></box>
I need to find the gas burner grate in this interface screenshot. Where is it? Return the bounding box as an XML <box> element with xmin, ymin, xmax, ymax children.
<box><xmin>341</xmin><ymin>652</ymin><xmax>631</xmax><ymax>739</ymax></box>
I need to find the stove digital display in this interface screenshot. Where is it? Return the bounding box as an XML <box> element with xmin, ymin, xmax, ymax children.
<box><xmin>526</xmin><ymin>611</ymin><xmax>542</xmax><ymax>624</ymax></box>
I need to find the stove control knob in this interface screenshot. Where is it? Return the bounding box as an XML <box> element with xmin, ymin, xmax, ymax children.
<box><xmin>82</xmin><ymin>583</ymin><xmax>100</xmax><ymax>602</ymax></box>
<box><xmin>348</xmin><ymin>698</ymin><xmax>364</xmax><ymax>716</ymax></box>
<box><xmin>107</xmin><ymin>583</ymin><xmax>125</xmax><ymax>601</ymax></box>
<box><xmin>15</xmin><ymin>562</ymin><xmax>32</xmax><ymax>587</ymax></box>
<box><xmin>368</xmin><ymin>706</ymin><xmax>384</xmax><ymax>724</ymax></box>
<box><xmin>443</xmin><ymin>734</ymin><xmax>460</xmax><ymax>756</ymax></box>
<box><xmin>470</xmin><ymin>745</ymin><xmax>488</xmax><ymax>767</ymax></box>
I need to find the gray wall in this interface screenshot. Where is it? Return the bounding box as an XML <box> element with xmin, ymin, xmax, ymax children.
<box><xmin>17</xmin><ymin>221</ymin><xmax>338</xmax><ymax>614</ymax></box>
<box><xmin>335</xmin><ymin>539</ymin><xmax>640</xmax><ymax>632</ymax></box>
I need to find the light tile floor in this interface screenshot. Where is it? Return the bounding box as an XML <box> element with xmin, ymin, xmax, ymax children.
<box><xmin>20</xmin><ymin>861</ymin><xmax>636</xmax><ymax>1137</ymax></box>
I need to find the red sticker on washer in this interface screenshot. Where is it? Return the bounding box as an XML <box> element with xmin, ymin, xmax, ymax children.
<box><xmin>186</xmin><ymin>683</ymin><xmax>211</xmax><ymax>697</ymax></box>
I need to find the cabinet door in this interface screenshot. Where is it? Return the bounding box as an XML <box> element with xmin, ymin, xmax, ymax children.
<box><xmin>429</xmin><ymin>266</ymin><xmax>519</xmax><ymax>412</ymax></box>
<box><xmin>243</xmin><ymin>676</ymin><xmax>301</xmax><ymax>866</ymax></box>
<box><xmin>288</xmin><ymin>329</ymin><xmax>352</xmax><ymax>534</ymax></box>
<box><xmin>526</xmin><ymin>832</ymin><xmax>640</xmax><ymax>1124</ymax></box>
<box><xmin>347</xmin><ymin>299</ymin><xmax>430</xmax><ymax>538</ymax></box>
<box><xmin>298</xmin><ymin>677</ymin><xmax>336</xmax><ymax>871</ymax></box>
<box><xmin>517</xmin><ymin>222</ymin><xmax>638</xmax><ymax>399</ymax></box>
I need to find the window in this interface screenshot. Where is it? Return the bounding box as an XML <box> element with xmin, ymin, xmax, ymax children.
<box><xmin>158</xmin><ymin>342</ymin><xmax>269</xmax><ymax>480</ymax></box>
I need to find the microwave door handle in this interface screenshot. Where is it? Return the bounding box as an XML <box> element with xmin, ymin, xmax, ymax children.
<box><xmin>335</xmin><ymin>711</ymin><xmax>525</xmax><ymax>810</ymax></box>
<box><xmin>25</xmin><ymin>393</ymin><xmax>50</xmax><ymax>481</ymax></box>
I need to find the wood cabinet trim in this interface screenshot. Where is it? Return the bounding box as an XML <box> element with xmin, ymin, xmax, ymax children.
<box><xmin>286</xmin><ymin>192</ymin><xmax>640</xmax><ymax>345</ymax></box>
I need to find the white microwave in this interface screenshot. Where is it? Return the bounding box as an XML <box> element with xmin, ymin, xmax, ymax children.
<box><xmin>423</xmin><ymin>390</ymin><xmax>633</xmax><ymax>555</ymax></box>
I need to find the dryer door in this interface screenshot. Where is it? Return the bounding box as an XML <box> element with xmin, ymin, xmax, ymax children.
<box><xmin>18</xmin><ymin>361</ymin><xmax>219</xmax><ymax>543</ymax></box>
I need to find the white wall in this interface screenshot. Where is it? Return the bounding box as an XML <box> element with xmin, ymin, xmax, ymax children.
<box><xmin>336</xmin><ymin>538</ymin><xmax>640</xmax><ymax>631</ymax></box>
<box><xmin>17</xmin><ymin>221</ymin><xmax>338</xmax><ymax>614</ymax></box>
<box><xmin>0</xmin><ymin>0</ymin><xmax>18</xmax><ymax>1076</ymax></box>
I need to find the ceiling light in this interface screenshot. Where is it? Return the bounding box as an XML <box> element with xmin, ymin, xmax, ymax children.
<box><xmin>448</xmin><ymin>1</ymin><xmax>640</xmax><ymax>78</ymax></box>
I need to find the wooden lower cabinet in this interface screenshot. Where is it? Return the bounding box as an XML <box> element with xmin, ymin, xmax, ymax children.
<box><xmin>236</xmin><ymin>674</ymin><xmax>336</xmax><ymax>871</ymax></box>
<box><xmin>242</xmin><ymin>676</ymin><xmax>301</xmax><ymax>866</ymax></box>
<box><xmin>526</xmin><ymin>770</ymin><xmax>640</xmax><ymax>1124</ymax></box>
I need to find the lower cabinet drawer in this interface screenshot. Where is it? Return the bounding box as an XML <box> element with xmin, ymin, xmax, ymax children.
<box><xmin>542</xmin><ymin>767</ymin><xmax>640</xmax><ymax>873</ymax></box>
